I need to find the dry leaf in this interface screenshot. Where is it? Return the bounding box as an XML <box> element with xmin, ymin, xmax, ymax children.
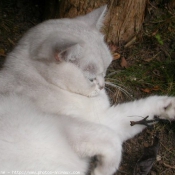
<box><xmin>113</xmin><ymin>53</ymin><xmax>120</xmax><ymax>60</ymax></box>
<box><xmin>120</xmin><ymin>57</ymin><xmax>128</xmax><ymax>68</ymax></box>
<box><xmin>141</xmin><ymin>86</ymin><xmax>160</xmax><ymax>93</ymax></box>
<box><xmin>152</xmin><ymin>86</ymin><xmax>160</xmax><ymax>91</ymax></box>
<box><xmin>152</xmin><ymin>30</ymin><xmax>158</xmax><ymax>36</ymax></box>
<box><xmin>144</xmin><ymin>58</ymin><xmax>153</xmax><ymax>62</ymax></box>
<box><xmin>141</xmin><ymin>88</ymin><xmax>151</xmax><ymax>93</ymax></box>
<box><xmin>109</xmin><ymin>43</ymin><xmax>118</xmax><ymax>53</ymax></box>
<box><xmin>0</xmin><ymin>49</ymin><xmax>6</xmax><ymax>57</ymax></box>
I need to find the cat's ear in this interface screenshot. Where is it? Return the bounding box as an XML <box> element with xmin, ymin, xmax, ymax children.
<box><xmin>54</xmin><ymin>43</ymin><xmax>81</xmax><ymax>62</ymax></box>
<box><xmin>76</xmin><ymin>5</ymin><xmax>107</xmax><ymax>30</ymax></box>
<box><xmin>32</xmin><ymin>35</ymin><xmax>80</xmax><ymax>62</ymax></box>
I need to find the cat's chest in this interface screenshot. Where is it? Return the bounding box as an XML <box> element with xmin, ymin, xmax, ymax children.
<box><xmin>36</xmin><ymin>88</ymin><xmax>110</xmax><ymax>120</ymax></box>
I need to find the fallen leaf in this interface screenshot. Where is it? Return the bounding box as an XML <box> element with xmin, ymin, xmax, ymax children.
<box><xmin>109</xmin><ymin>43</ymin><xmax>118</xmax><ymax>53</ymax></box>
<box><xmin>113</xmin><ymin>52</ymin><xmax>120</xmax><ymax>60</ymax></box>
<box><xmin>141</xmin><ymin>88</ymin><xmax>151</xmax><ymax>93</ymax></box>
<box><xmin>0</xmin><ymin>49</ymin><xmax>6</xmax><ymax>57</ymax></box>
<box><xmin>120</xmin><ymin>57</ymin><xmax>128</xmax><ymax>68</ymax></box>
<box><xmin>168</xmin><ymin>27</ymin><xmax>173</xmax><ymax>32</ymax></box>
<box><xmin>141</xmin><ymin>86</ymin><xmax>160</xmax><ymax>93</ymax></box>
<box><xmin>152</xmin><ymin>86</ymin><xmax>160</xmax><ymax>91</ymax></box>
<box><xmin>144</xmin><ymin>58</ymin><xmax>153</xmax><ymax>62</ymax></box>
<box><xmin>152</xmin><ymin>30</ymin><xmax>158</xmax><ymax>36</ymax></box>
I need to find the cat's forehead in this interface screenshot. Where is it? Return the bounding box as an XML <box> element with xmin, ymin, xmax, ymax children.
<box><xmin>62</xmin><ymin>20</ymin><xmax>112</xmax><ymax>68</ymax></box>
<box><xmin>63</xmin><ymin>20</ymin><xmax>103</xmax><ymax>40</ymax></box>
<box><xmin>34</xmin><ymin>15</ymin><xmax>112</xmax><ymax>72</ymax></box>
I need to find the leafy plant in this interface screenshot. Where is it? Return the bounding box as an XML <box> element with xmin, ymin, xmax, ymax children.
<box><xmin>155</xmin><ymin>34</ymin><xmax>164</xmax><ymax>45</ymax></box>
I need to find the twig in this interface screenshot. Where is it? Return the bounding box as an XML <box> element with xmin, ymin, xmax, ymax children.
<box><xmin>161</xmin><ymin>161</ymin><xmax>175</xmax><ymax>169</ymax></box>
<box><xmin>8</xmin><ymin>38</ymin><xmax>15</xmax><ymax>46</ymax></box>
<box><xmin>148</xmin><ymin>0</ymin><xmax>157</xmax><ymax>10</ymax></box>
<box><xmin>124</xmin><ymin>36</ymin><xmax>136</xmax><ymax>48</ymax></box>
<box><xmin>130</xmin><ymin>116</ymin><xmax>158</xmax><ymax>127</ymax></box>
<box><xmin>117</xmin><ymin>170</ymin><xmax>130</xmax><ymax>174</ymax></box>
<box><xmin>159</xmin><ymin>45</ymin><xmax>171</xmax><ymax>58</ymax></box>
<box><xmin>160</xmin><ymin>142</ymin><xmax>175</xmax><ymax>156</ymax></box>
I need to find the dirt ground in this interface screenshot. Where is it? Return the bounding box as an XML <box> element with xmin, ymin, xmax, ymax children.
<box><xmin>0</xmin><ymin>0</ymin><xmax>175</xmax><ymax>175</ymax></box>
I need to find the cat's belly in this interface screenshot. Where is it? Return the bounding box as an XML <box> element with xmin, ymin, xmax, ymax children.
<box><xmin>0</xmin><ymin>94</ymin><xmax>89</xmax><ymax>174</ymax></box>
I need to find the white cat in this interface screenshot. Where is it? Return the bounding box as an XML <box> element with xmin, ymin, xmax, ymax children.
<box><xmin>0</xmin><ymin>5</ymin><xmax>175</xmax><ymax>175</ymax></box>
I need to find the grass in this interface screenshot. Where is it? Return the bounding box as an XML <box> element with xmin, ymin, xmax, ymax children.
<box><xmin>106</xmin><ymin>3</ymin><xmax>175</xmax><ymax>101</ymax></box>
<box><xmin>107</xmin><ymin>59</ymin><xmax>175</xmax><ymax>97</ymax></box>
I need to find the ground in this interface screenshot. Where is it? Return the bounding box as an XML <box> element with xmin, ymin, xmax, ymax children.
<box><xmin>0</xmin><ymin>0</ymin><xmax>175</xmax><ymax>174</ymax></box>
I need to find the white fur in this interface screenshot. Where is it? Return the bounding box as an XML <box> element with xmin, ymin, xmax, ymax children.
<box><xmin>0</xmin><ymin>6</ymin><xmax>175</xmax><ymax>175</ymax></box>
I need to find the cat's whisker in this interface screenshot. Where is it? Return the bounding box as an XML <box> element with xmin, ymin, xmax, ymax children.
<box><xmin>105</xmin><ymin>81</ymin><xmax>134</xmax><ymax>100</ymax></box>
<box><xmin>104</xmin><ymin>86</ymin><xmax>113</xmax><ymax>93</ymax></box>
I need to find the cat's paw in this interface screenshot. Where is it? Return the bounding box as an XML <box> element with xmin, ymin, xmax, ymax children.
<box><xmin>88</xmin><ymin>84</ymin><xmax>101</xmax><ymax>97</ymax></box>
<box><xmin>90</xmin><ymin>140</ymin><xmax>121</xmax><ymax>175</ymax></box>
<box><xmin>91</xmin><ymin>166</ymin><xmax>117</xmax><ymax>175</ymax></box>
<box><xmin>151</xmin><ymin>96</ymin><xmax>175</xmax><ymax>120</ymax></box>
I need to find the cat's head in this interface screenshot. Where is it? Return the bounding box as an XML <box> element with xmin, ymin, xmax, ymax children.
<box><xmin>31</xmin><ymin>5</ymin><xmax>112</xmax><ymax>91</ymax></box>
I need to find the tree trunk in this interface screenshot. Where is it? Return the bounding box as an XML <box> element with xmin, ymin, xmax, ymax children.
<box><xmin>104</xmin><ymin>0</ymin><xmax>147</xmax><ymax>44</ymax></box>
<box><xmin>45</xmin><ymin>0</ymin><xmax>147</xmax><ymax>45</ymax></box>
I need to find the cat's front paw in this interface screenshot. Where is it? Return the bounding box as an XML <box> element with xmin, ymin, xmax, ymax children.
<box><xmin>91</xmin><ymin>166</ymin><xmax>117</xmax><ymax>175</ymax></box>
<box><xmin>88</xmin><ymin>84</ymin><xmax>101</xmax><ymax>97</ymax></box>
<box><xmin>152</xmin><ymin>96</ymin><xmax>175</xmax><ymax>120</ymax></box>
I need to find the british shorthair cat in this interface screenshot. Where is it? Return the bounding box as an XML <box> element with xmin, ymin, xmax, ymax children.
<box><xmin>0</xmin><ymin>5</ymin><xmax>175</xmax><ymax>175</ymax></box>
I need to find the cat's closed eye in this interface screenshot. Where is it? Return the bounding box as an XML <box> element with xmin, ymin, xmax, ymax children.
<box><xmin>89</xmin><ymin>78</ymin><xmax>96</xmax><ymax>82</ymax></box>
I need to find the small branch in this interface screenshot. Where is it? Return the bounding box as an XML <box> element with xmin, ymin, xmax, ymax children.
<box><xmin>160</xmin><ymin>142</ymin><xmax>175</xmax><ymax>155</ymax></box>
<box><xmin>124</xmin><ymin>36</ymin><xmax>136</xmax><ymax>48</ymax></box>
<box><xmin>117</xmin><ymin>170</ymin><xmax>130</xmax><ymax>174</ymax></box>
<box><xmin>161</xmin><ymin>161</ymin><xmax>175</xmax><ymax>169</ymax></box>
<box><xmin>8</xmin><ymin>38</ymin><xmax>15</xmax><ymax>46</ymax></box>
<box><xmin>130</xmin><ymin>116</ymin><xmax>158</xmax><ymax>127</ymax></box>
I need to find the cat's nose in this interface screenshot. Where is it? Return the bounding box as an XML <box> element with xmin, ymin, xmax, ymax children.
<box><xmin>99</xmin><ymin>85</ymin><xmax>104</xmax><ymax>90</ymax></box>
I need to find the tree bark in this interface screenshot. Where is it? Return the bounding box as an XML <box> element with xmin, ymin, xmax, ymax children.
<box><xmin>168</xmin><ymin>0</ymin><xmax>175</xmax><ymax>9</ymax></box>
<box><xmin>45</xmin><ymin>0</ymin><xmax>147</xmax><ymax>45</ymax></box>
<box><xmin>104</xmin><ymin>0</ymin><xmax>147</xmax><ymax>44</ymax></box>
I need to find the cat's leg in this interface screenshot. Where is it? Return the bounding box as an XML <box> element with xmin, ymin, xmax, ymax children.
<box><xmin>61</xmin><ymin>116</ymin><xmax>122</xmax><ymax>175</ymax></box>
<box><xmin>102</xmin><ymin>96</ymin><xmax>175</xmax><ymax>142</ymax></box>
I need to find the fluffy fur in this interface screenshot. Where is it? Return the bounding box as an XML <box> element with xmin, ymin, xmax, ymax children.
<box><xmin>0</xmin><ymin>5</ymin><xmax>175</xmax><ymax>175</ymax></box>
